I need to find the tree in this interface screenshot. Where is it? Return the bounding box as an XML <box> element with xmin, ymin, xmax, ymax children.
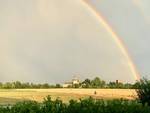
<box><xmin>0</xmin><ymin>82</ymin><xmax>3</xmax><ymax>88</ymax></box>
<box><xmin>136</xmin><ymin>78</ymin><xmax>150</xmax><ymax>106</ymax></box>
<box><xmin>82</xmin><ymin>78</ymin><xmax>91</xmax><ymax>88</ymax></box>
<box><xmin>73</xmin><ymin>84</ymin><xmax>80</xmax><ymax>88</ymax></box>
<box><xmin>13</xmin><ymin>81</ymin><xmax>22</xmax><ymax>88</ymax></box>
<box><xmin>132</xmin><ymin>81</ymin><xmax>140</xmax><ymax>89</ymax></box>
<box><xmin>108</xmin><ymin>82</ymin><xmax>117</xmax><ymax>88</ymax></box>
<box><xmin>55</xmin><ymin>84</ymin><xmax>62</xmax><ymax>88</ymax></box>
<box><xmin>108</xmin><ymin>82</ymin><xmax>124</xmax><ymax>89</ymax></box>
<box><xmin>41</xmin><ymin>83</ymin><xmax>50</xmax><ymax>88</ymax></box>
<box><xmin>3</xmin><ymin>82</ymin><xmax>13</xmax><ymax>89</ymax></box>
<box><xmin>91</xmin><ymin>77</ymin><xmax>106</xmax><ymax>88</ymax></box>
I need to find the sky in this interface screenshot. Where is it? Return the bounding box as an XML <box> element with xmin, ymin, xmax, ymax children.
<box><xmin>89</xmin><ymin>0</ymin><xmax>150</xmax><ymax>78</ymax></box>
<box><xmin>0</xmin><ymin>0</ymin><xmax>149</xmax><ymax>83</ymax></box>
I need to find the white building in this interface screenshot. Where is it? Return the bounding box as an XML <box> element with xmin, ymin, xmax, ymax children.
<box><xmin>72</xmin><ymin>78</ymin><xmax>80</xmax><ymax>85</ymax></box>
<box><xmin>63</xmin><ymin>82</ymin><xmax>72</xmax><ymax>88</ymax></box>
<box><xmin>63</xmin><ymin>76</ymin><xmax>80</xmax><ymax>88</ymax></box>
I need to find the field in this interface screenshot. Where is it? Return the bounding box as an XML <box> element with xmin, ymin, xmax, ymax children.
<box><xmin>0</xmin><ymin>89</ymin><xmax>137</xmax><ymax>105</ymax></box>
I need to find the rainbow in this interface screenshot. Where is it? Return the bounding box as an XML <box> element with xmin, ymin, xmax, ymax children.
<box><xmin>81</xmin><ymin>0</ymin><xmax>140</xmax><ymax>81</ymax></box>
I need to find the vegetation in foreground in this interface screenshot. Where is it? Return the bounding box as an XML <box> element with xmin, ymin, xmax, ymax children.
<box><xmin>0</xmin><ymin>96</ymin><xmax>150</xmax><ymax>113</ymax></box>
<box><xmin>136</xmin><ymin>78</ymin><xmax>150</xmax><ymax>106</ymax></box>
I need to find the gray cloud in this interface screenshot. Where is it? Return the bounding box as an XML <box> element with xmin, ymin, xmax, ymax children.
<box><xmin>90</xmin><ymin>0</ymin><xmax>150</xmax><ymax>78</ymax></box>
<box><xmin>0</xmin><ymin>0</ymin><xmax>148</xmax><ymax>83</ymax></box>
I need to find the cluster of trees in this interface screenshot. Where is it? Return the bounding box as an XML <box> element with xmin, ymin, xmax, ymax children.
<box><xmin>80</xmin><ymin>77</ymin><xmax>106</xmax><ymax>88</ymax></box>
<box><xmin>76</xmin><ymin>77</ymin><xmax>138</xmax><ymax>89</ymax></box>
<box><xmin>0</xmin><ymin>81</ymin><xmax>62</xmax><ymax>89</ymax></box>
<box><xmin>0</xmin><ymin>77</ymin><xmax>139</xmax><ymax>89</ymax></box>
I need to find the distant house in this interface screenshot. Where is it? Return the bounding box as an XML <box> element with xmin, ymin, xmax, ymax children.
<box><xmin>72</xmin><ymin>77</ymin><xmax>80</xmax><ymax>85</ymax></box>
<box><xmin>116</xmin><ymin>80</ymin><xmax>123</xmax><ymax>84</ymax></box>
<box><xmin>63</xmin><ymin>82</ymin><xmax>72</xmax><ymax>88</ymax></box>
<box><xmin>63</xmin><ymin>76</ymin><xmax>80</xmax><ymax>88</ymax></box>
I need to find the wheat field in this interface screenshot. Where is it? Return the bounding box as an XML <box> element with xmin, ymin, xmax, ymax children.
<box><xmin>0</xmin><ymin>89</ymin><xmax>137</xmax><ymax>105</ymax></box>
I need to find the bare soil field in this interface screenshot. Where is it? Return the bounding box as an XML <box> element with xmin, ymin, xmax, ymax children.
<box><xmin>0</xmin><ymin>89</ymin><xmax>137</xmax><ymax>105</ymax></box>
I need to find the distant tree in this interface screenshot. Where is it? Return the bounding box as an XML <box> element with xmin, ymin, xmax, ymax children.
<box><xmin>82</xmin><ymin>78</ymin><xmax>91</xmax><ymax>88</ymax></box>
<box><xmin>0</xmin><ymin>82</ymin><xmax>3</xmax><ymax>88</ymax></box>
<box><xmin>108</xmin><ymin>82</ymin><xmax>116</xmax><ymax>88</ymax></box>
<box><xmin>132</xmin><ymin>81</ymin><xmax>140</xmax><ymax>89</ymax></box>
<box><xmin>91</xmin><ymin>77</ymin><xmax>106</xmax><ymax>88</ymax></box>
<box><xmin>124</xmin><ymin>83</ymin><xmax>133</xmax><ymax>89</ymax></box>
<box><xmin>13</xmin><ymin>81</ymin><xmax>22</xmax><ymax>88</ymax></box>
<box><xmin>42</xmin><ymin>83</ymin><xmax>50</xmax><ymax>88</ymax></box>
<box><xmin>108</xmin><ymin>82</ymin><xmax>124</xmax><ymax>89</ymax></box>
<box><xmin>3</xmin><ymin>82</ymin><xmax>13</xmax><ymax>89</ymax></box>
<box><xmin>117</xmin><ymin>83</ymin><xmax>124</xmax><ymax>88</ymax></box>
<box><xmin>73</xmin><ymin>84</ymin><xmax>80</xmax><ymax>88</ymax></box>
<box><xmin>55</xmin><ymin>84</ymin><xmax>62</xmax><ymax>88</ymax></box>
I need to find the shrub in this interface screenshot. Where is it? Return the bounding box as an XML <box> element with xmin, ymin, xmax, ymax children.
<box><xmin>136</xmin><ymin>78</ymin><xmax>150</xmax><ymax>106</ymax></box>
<box><xmin>11</xmin><ymin>101</ymin><xmax>41</xmax><ymax>113</ymax></box>
<box><xmin>0</xmin><ymin>96</ymin><xmax>150</xmax><ymax>113</ymax></box>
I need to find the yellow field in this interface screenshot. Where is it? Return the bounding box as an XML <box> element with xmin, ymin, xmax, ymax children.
<box><xmin>0</xmin><ymin>89</ymin><xmax>137</xmax><ymax>105</ymax></box>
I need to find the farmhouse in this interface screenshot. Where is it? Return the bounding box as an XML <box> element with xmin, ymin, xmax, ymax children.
<box><xmin>63</xmin><ymin>77</ymin><xmax>80</xmax><ymax>88</ymax></box>
<box><xmin>63</xmin><ymin>82</ymin><xmax>72</xmax><ymax>88</ymax></box>
<box><xmin>116</xmin><ymin>80</ymin><xmax>123</xmax><ymax>84</ymax></box>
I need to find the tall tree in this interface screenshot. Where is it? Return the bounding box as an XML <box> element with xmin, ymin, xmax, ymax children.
<box><xmin>91</xmin><ymin>77</ymin><xmax>106</xmax><ymax>88</ymax></box>
<box><xmin>82</xmin><ymin>78</ymin><xmax>91</xmax><ymax>88</ymax></box>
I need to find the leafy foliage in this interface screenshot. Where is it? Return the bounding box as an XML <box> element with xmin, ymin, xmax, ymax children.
<box><xmin>136</xmin><ymin>78</ymin><xmax>150</xmax><ymax>106</ymax></box>
<box><xmin>0</xmin><ymin>81</ymin><xmax>62</xmax><ymax>89</ymax></box>
<box><xmin>0</xmin><ymin>96</ymin><xmax>150</xmax><ymax>113</ymax></box>
<box><xmin>91</xmin><ymin>77</ymin><xmax>106</xmax><ymax>88</ymax></box>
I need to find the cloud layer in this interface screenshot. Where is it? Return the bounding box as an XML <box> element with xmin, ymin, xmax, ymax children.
<box><xmin>0</xmin><ymin>0</ymin><xmax>149</xmax><ymax>83</ymax></box>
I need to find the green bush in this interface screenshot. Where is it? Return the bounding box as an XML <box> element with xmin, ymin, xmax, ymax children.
<box><xmin>41</xmin><ymin>96</ymin><xmax>67</xmax><ymax>113</ymax></box>
<box><xmin>136</xmin><ymin>78</ymin><xmax>150</xmax><ymax>106</ymax></box>
<box><xmin>11</xmin><ymin>101</ymin><xmax>40</xmax><ymax>113</ymax></box>
<box><xmin>0</xmin><ymin>96</ymin><xmax>150</xmax><ymax>113</ymax></box>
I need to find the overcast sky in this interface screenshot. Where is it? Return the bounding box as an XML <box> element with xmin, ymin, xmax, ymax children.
<box><xmin>0</xmin><ymin>0</ymin><xmax>149</xmax><ymax>83</ymax></box>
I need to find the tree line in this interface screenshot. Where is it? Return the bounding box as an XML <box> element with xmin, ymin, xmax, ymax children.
<box><xmin>0</xmin><ymin>81</ymin><xmax>62</xmax><ymax>89</ymax></box>
<box><xmin>0</xmin><ymin>77</ymin><xmax>139</xmax><ymax>89</ymax></box>
<box><xmin>73</xmin><ymin>77</ymin><xmax>138</xmax><ymax>89</ymax></box>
